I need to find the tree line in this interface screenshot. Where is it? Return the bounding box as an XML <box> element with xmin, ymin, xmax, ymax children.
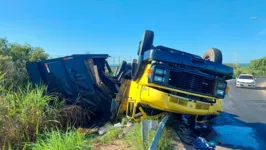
<box><xmin>225</xmin><ymin>57</ymin><xmax>266</xmax><ymax>78</ymax></box>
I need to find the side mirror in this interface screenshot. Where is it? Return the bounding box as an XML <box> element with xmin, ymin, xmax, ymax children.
<box><xmin>236</xmin><ymin>77</ymin><xmax>238</xmax><ymax>80</ymax></box>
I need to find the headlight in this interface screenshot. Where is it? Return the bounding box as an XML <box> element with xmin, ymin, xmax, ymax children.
<box><xmin>216</xmin><ymin>89</ymin><xmax>224</xmax><ymax>96</ymax></box>
<box><xmin>154</xmin><ymin>75</ymin><xmax>165</xmax><ymax>82</ymax></box>
<box><xmin>155</xmin><ymin>68</ymin><xmax>166</xmax><ymax>75</ymax></box>
<box><xmin>153</xmin><ymin>68</ymin><xmax>167</xmax><ymax>83</ymax></box>
<box><xmin>216</xmin><ymin>81</ymin><xmax>226</xmax><ymax>97</ymax></box>
<box><xmin>217</xmin><ymin>82</ymin><xmax>226</xmax><ymax>89</ymax></box>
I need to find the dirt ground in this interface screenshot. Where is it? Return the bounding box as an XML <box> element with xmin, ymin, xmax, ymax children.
<box><xmin>93</xmin><ymin>140</ymin><xmax>135</xmax><ymax>150</ymax></box>
<box><xmin>93</xmin><ymin>138</ymin><xmax>231</xmax><ymax>150</ymax></box>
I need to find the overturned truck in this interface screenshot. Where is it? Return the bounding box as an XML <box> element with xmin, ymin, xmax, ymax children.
<box><xmin>113</xmin><ymin>30</ymin><xmax>233</xmax><ymax>129</ymax></box>
<box><xmin>26</xmin><ymin>30</ymin><xmax>233</xmax><ymax>128</ymax></box>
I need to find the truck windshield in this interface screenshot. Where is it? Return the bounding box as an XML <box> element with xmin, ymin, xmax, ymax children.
<box><xmin>239</xmin><ymin>75</ymin><xmax>253</xmax><ymax>79</ymax></box>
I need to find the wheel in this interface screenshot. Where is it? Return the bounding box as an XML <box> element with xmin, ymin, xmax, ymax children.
<box><xmin>203</xmin><ymin>48</ymin><xmax>223</xmax><ymax>64</ymax></box>
<box><xmin>132</xmin><ymin>56</ymin><xmax>144</xmax><ymax>81</ymax></box>
<box><xmin>137</xmin><ymin>30</ymin><xmax>154</xmax><ymax>56</ymax></box>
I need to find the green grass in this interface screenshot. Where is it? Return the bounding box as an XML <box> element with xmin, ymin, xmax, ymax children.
<box><xmin>32</xmin><ymin>129</ymin><xmax>92</xmax><ymax>150</ymax></box>
<box><xmin>89</xmin><ymin>119</ymin><xmax>177</xmax><ymax>149</ymax></box>
<box><xmin>124</xmin><ymin>118</ymin><xmax>177</xmax><ymax>150</ymax></box>
<box><xmin>124</xmin><ymin>123</ymin><xmax>145</xmax><ymax>150</ymax></box>
<box><xmin>149</xmin><ymin>127</ymin><xmax>176</xmax><ymax>150</ymax></box>
<box><xmin>96</xmin><ymin>123</ymin><xmax>123</xmax><ymax>145</ymax></box>
<box><xmin>0</xmin><ymin>84</ymin><xmax>61</xmax><ymax>149</ymax></box>
<box><xmin>31</xmin><ymin>124</ymin><xmax>123</xmax><ymax>150</ymax></box>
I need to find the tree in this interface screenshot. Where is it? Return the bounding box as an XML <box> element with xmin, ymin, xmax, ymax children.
<box><xmin>249</xmin><ymin>56</ymin><xmax>266</xmax><ymax>74</ymax></box>
<box><xmin>0</xmin><ymin>38</ymin><xmax>49</xmax><ymax>90</ymax></box>
<box><xmin>233</xmin><ymin>56</ymin><xmax>266</xmax><ymax>78</ymax></box>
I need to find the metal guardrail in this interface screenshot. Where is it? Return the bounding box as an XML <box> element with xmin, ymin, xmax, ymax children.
<box><xmin>149</xmin><ymin>115</ymin><xmax>170</xmax><ymax>150</ymax></box>
<box><xmin>141</xmin><ymin>114</ymin><xmax>170</xmax><ymax>150</ymax></box>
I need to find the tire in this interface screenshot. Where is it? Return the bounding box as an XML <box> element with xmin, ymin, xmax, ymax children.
<box><xmin>132</xmin><ymin>56</ymin><xmax>144</xmax><ymax>81</ymax></box>
<box><xmin>137</xmin><ymin>30</ymin><xmax>154</xmax><ymax>56</ymax></box>
<box><xmin>203</xmin><ymin>48</ymin><xmax>223</xmax><ymax>64</ymax></box>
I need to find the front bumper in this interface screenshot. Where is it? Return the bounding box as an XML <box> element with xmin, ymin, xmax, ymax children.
<box><xmin>236</xmin><ymin>82</ymin><xmax>256</xmax><ymax>88</ymax></box>
<box><xmin>140</xmin><ymin>86</ymin><xmax>223</xmax><ymax>116</ymax></box>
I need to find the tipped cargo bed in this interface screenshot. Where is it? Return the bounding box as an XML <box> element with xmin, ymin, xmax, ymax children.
<box><xmin>26</xmin><ymin>54</ymin><xmax>117</xmax><ymax>120</ymax></box>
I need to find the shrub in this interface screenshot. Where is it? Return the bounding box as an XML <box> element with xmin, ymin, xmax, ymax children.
<box><xmin>0</xmin><ymin>38</ymin><xmax>48</xmax><ymax>90</ymax></box>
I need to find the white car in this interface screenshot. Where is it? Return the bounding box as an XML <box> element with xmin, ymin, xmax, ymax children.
<box><xmin>236</xmin><ymin>74</ymin><xmax>256</xmax><ymax>88</ymax></box>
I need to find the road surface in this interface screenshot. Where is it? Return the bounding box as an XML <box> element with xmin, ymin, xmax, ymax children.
<box><xmin>211</xmin><ymin>78</ymin><xmax>266</xmax><ymax>150</ymax></box>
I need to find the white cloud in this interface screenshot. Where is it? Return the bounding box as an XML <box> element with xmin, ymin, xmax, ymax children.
<box><xmin>250</xmin><ymin>17</ymin><xmax>259</xmax><ymax>20</ymax></box>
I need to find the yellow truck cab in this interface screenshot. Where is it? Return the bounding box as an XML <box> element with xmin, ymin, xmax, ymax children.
<box><xmin>114</xmin><ymin>30</ymin><xmax>233</xmax><ymax>126</ymax></box>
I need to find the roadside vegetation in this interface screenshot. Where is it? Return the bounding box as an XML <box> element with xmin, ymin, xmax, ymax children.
<box><xmin>0</xmin><ymin>38</ymin><xmax>53</xmax><ymax>149</ymax></box>
<box><xmin>225</xmin><ymin>56</ymin><xmax>266</xmax><ymax>78</ymax></box>
<box><xmin>0</xmin><ymin>38</ymin><xmax>48</xmax><ymax>91</ymax></box>
<box><xmin>123</xmin><ymin>121</ymin><xmax>177</xmax><ymax>150</ymax></box>
<box><xmin>32</xmin><ymin>129</ymin><xmax>93</xmax><ymax>150</ymax></box>
<box><xmin>30</xmin><ymin>120</ymin><xmax>177</xmax><ymax>150</ymax></box>
<box><xmin>0</xmin><ymin>86</ymin><xmax>61</xmax><ymax>149</ymax></box>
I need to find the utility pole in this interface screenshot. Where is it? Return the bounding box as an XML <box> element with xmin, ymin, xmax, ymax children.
<box><xmin>234</xmin><ymin>50</ymin><xmax>238</xmax><ymax>68</ymax></box>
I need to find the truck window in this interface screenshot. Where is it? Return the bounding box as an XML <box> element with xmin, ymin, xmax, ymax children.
<box><xmin>239</xmin><ymin>75</ymin><xmax>253</xmax><ymax>79</ymax></box>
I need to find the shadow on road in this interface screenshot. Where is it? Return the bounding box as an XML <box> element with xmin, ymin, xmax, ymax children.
<box><xmin>253</xmin><ymin>86</ymin><xmax>266</xmax><ymax>90</ymax></box>
<box><xmin>209</xmin><ymin>112</ymin><xmax>266</xmax><ymax>150</ymax></box>
<box><xmin>236</xmin><ymin>86</ymin><xmax>266</xmax><ymax>90</ymax></box>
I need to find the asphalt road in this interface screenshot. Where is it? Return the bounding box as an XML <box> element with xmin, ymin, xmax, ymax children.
<box><xmin>212</xmin><ymin>78</ymin><xmax>266</xmax><ymax>150</ymax></box>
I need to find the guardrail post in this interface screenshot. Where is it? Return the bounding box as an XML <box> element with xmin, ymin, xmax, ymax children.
<box><xmin>149</xmin><ymin>114</ymin><xmax>170</xmax><ymax>150</ymax></box>
<box><xmin>141</xmin><ymin>120</ymin><xmax>150</xmax><ymax>148</ymax></box>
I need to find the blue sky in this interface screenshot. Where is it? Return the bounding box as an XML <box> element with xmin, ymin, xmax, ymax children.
<box><xmin>0</xmin><ymin>0</ymin><xmax>266</xmax><ymax>63</ymax></box>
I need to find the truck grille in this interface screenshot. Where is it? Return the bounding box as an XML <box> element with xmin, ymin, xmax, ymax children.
<box><xmin>168</xmin><ymin>70</ymin><xmax>215</xmax><ymax>96</ymax></box>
